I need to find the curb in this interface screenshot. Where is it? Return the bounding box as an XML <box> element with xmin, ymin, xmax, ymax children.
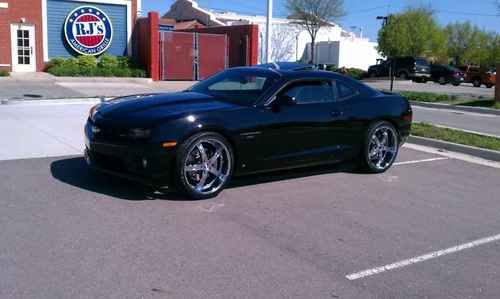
<box><xmin>408</xmin><ymin>135</ymin><xmax>500</xmax><ymax>162</ymax></box>
<box><xmin>0</xmin><ymin>97</ymin><xmax>107</xmax><ymax>105</ymax></box>
<box><xmin>410</xmin><ymin>101</ymin><xmax>500</xmax><ymax>116</ymax></box>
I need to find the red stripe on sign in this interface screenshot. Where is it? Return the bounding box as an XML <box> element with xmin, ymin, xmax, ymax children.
<box><xmin>76</xmin><ymin>35</ymin><xmax>104</xmax><ymax>47</ymax></box>
<box><xmin>76</xmin><ymin>15</ymin><xmax>99</xmax><ymax>22</ymax></box>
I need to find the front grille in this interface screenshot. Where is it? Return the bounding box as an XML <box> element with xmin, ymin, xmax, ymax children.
<box><xmin>91</xmin><ymin>152</ymin><xmax>126</xmax><ymax>172</ymax></box>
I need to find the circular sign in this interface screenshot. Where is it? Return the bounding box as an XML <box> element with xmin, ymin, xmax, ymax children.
<box><xmin>64</xmin><ymin>6</ymin><xmax>113</xmax><ymax>56</ymax></box>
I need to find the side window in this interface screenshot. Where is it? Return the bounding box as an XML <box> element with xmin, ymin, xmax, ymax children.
<box><xmin>337</xmin><ymin>81</ymin><xmax>358</xmax><ymax>100</ymax></box>
<box><xmin>282</xmin><ymin>81</ymin><xmax>335</xmax><ymax>104</ymax></box>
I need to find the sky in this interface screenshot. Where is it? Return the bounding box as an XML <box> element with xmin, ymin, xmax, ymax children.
<box><xmin>142</xmin><ymin>0</ymin><xmax>500</xmax><ymax>41</ymax></box>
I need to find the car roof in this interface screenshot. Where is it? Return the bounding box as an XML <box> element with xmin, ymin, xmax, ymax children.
<box><xmin>256</xmin><ymin>62</ymin><xmax>316</xmax><ymax>71</ymax></box>
<box><xmin>226</xmin><ymin>65</ymin><xmax>374</xmax><ymax>89</ymax></box>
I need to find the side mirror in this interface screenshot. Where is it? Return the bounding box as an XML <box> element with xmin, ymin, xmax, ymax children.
<box><xmin>276</xmin><ymin>94</ymin><xmax>297</xmax><ymax>106</ymax></box>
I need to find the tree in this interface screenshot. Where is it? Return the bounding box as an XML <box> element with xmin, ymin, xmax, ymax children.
<box><xmin>270</xmin><ymin>24</ymin><xmax>299</xmax><ymax>62</ymax></box>
<box><xmin>445</xmin><ymin>22</ymin><xmax>480</xmax><ymax>65</ymax></box>
<box><xmin>445</xmin><ymin>22</ymin><xmax>500</xmax><ymax>66</ymax></box>
<box><xmin>286</xmin><ymin>0</ymin><xmax>345</xmax><ymax>63</ymax></box>
<box><xmin>377</xmin><ymin>7</ymin><xmax>446</xmax><ymax>59</ymax></box>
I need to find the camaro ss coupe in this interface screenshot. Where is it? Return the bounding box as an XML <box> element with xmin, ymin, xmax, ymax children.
<box><xmin>85</xmin><ymin>65</ymin><xmax>412</xmax><ymax>199</ymax></box>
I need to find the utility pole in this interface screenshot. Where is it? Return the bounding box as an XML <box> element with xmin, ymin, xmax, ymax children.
<box><xmin>265</xmin><ymin>0</ymin><xmax>273</xmax><ymax>63</ymax></box>
<box><xmin>377</xmin><ymin>15</ymin><xmax>394</xmax><ymax>91</ymax></box>
<box><xmin>496</xmin><ymin>63</ymin><xmax>499</xmax><ymax>103</ymax></box>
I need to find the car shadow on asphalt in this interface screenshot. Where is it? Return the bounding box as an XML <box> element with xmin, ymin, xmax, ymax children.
<box><xmin>50</xmin><ymin>156</ymin><xmax>366</xmax><ymax>201</ymax></box>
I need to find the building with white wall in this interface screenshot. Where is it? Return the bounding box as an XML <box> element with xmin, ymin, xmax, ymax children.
<box><xmin>164</xmin><ymin>0</ymin><xmax>381</xmax><ymax>70</ymax></box>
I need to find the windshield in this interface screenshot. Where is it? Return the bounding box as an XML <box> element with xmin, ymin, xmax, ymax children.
<box><xmin>188</xmin><ymin>69</ymin><xmax>278</xmax><ymax>106</ymax></box>
<box><xmin>415</xmin><ymin>59</ymin><xmax>430</xmax><ymax>67</ymax></box>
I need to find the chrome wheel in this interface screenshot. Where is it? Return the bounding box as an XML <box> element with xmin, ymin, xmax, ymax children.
<box><xmin>367</xmin><ymin>125</ymin><xmax>398</xmax><ymax>171</ymax></box>
<box><xmin>183</xmin><ymin>138</ymin><xmax>232</xmax><ymax>195</ymax></box>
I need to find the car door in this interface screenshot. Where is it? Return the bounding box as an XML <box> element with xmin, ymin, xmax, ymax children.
<box><xmin>431</xmin><ymin>65</ymin><xmax>441</xmax><ymax>81</ymax></box>
<box><xmin>241</xmin><ymin>79</ymin><xmax>348</xmax><ymax>171</ymax></box>
<box><xmin>330</xmin><ymin>79</ymin><xmax>366</xmax><ymax>160</ymax></box>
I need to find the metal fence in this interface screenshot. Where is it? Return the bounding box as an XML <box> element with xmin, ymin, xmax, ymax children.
<box><xmin>159</xmin><ymin>31</ymin><xmax>228</xmax><ymax>81</ymax></box>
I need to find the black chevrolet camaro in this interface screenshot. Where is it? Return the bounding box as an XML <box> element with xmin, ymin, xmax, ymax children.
<box><xmin>85</xmin><ymin>65</ymin><xmax>412</xmax><ymax>199</ymax></box>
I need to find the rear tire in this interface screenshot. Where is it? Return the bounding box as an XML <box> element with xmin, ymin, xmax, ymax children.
<box><xmin>399</xmin><ymin>71</ymin><xmax>409</xmax><ymax>80</ymax></box>
<box><xmin>486</xmin><ymin>83</ymin><xmax>493</xmax><ymax>89</ymax></box>
<box><xmin>473</xmin><ymin>79</ymin><xmax>481</xmax><ymax>88</ymax></box>
<box><xmin>360</xmin><ymin>121</ymin><xmax>399</xmax><ymax>173</ymax></box>
<box><xmin>174</xmin><ymin>132</ymin><xmax>234</xmax><ymax>200</ymax></box>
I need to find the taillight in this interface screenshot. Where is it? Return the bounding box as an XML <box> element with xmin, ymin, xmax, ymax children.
<box><xmin>402</xmin><ymin>114</ymin><xmax>412</xmax><ymax>122</ymax></box>
<box><xmin>402</xmin><ymin>107</ymin><xmax>413</xmax><ymax>122</ymax></box>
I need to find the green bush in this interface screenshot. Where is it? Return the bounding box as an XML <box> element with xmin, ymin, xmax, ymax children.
<box><xmin>130</xmin><ymin>68</ymin><xmax>146</xmax><ymax>78</ymax></box>
<box><xmin>98</xmin><ymin>54</ymin><xmax>119</xmax><ymax>69</ymax></box>
<box><xmin>46</xmin><ymin>55</ymin><xmax>146</xmax><ymax>78</ymax></box>
<box><xmin>0</xmin><ymin>70</ymin><xmax>9</xmax><ymax>77</ymax></box>
<box><xmin>44</xmin><ymin>57</ymin><xmax>66</xmax><ymax>70</ymax></box>
<box><xmin>76</xmin><ymin>55</ymin><xmax>97</xmax><ymax>76</ymax></box>
<box><xmin>117</xmin><ymin>56</ymin><xmax>132</xmax><ymax>68</ymax></box>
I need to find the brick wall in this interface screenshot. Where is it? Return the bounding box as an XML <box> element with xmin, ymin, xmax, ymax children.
<box><xmin>134</xmin><ymin>12</ymin><xmax>159</xmax><ymax>80</ymax></box>
<box><xmin>0</xmin><ymin>0</ymin><xmax>43</xmax><ymax>72</ymax></box>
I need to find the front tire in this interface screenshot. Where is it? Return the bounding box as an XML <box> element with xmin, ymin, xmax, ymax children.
<box><xmin>360</xmin><ymin>121</ymin><xmax>399</xmax><ymax>173</ymax></box>
<box><xmin>175</xmin><ymin>132</ymin><xmax>234</xmax><ymax>199</ymax></box>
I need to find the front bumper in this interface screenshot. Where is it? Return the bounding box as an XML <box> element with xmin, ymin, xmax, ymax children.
<box><xmin>84</xmin><ymin>123</ymin><xmax>174</xmax><ymax>186</ymax></box>
<box><xmin>412</xmin><ymin>72</ymin><xmax>430</xmax><ymax>78</ymax></box>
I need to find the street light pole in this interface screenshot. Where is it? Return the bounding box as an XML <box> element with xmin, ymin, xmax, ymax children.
<box><xmin>377</xmin><ymin>15</ymin><xmax>394</xmax><ymax>91</ymax></box>
<box><xmin>495</xmin><ymin>63</ymin><xmax>499</xmax><ymax>103</ymax></box>
<box><xmin>265</xmin><ymin>0</ymin><xmax>273</xmax><ymax>63</ymax></box>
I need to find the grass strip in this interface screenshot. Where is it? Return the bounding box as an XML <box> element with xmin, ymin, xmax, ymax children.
<box><xmin>411</xmin><ymin>123</ymin><xmax>500</xmax><ymax>152</ymax></box>
<box><xmin>396</xmin><ymin>91</ymin><xmax>500</xmax><ymax>109</ymax></box>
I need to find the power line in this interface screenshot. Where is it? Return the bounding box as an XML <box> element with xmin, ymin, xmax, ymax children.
<box><xmin>348</xmin><ymin>5</ymin><xmax>392</xmax><ymax>15</ymax></box>
<box><xmin>435</xmin><ymin>9</ymin><xmax>498</xmax><ymax>17</ymax></box>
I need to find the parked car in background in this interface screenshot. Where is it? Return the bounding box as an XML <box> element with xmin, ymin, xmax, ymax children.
<box><xmin>459</xmin><ymin>66</ymin><xmax>496</xmax><ymax>88</ymax></box>
<box><xmin>430</xmin><ymin>64</ymin><xmax>465</xmax><ymax>86</ymax></box>
<box><xmin>367</xmin><ymin>57</ymin><xmax>431</xmax><ymax>82</ymax></box>
<box><xmin>487</xmin><ymin>68</ymin><xmax>496</xmax><ymax>88</ymax></box>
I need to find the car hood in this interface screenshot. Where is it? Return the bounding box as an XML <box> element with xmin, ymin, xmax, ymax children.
<box><xmin>93</xmin><ymin>92</ymin><xmax>241</xmax><ymax>127</ymax></box>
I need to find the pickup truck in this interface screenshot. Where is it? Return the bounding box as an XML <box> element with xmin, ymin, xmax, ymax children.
<box><xmin>459</xmin><ymin>66</ymin><xmax>496</xmax><ymax>88</ymax></box>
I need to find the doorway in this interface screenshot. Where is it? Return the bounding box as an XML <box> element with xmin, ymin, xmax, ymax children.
<box><xmin>10</xmin><ymin>24</ymin><xmax>36</xmax><ymax>72</ymax></box>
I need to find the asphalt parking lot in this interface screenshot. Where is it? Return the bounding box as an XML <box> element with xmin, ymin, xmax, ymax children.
<box><xmin>2</xmin><ymin>141</ymin><xmax>500</xmax><ymax>297</ymax></box>
<box><xmin>1</xmin><ymin>101</ymin><xmax>500</xmax><ymax>298</ymax></box>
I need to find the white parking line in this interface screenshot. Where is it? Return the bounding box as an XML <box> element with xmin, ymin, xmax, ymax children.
<box><xmin>394</xmin><ymin>157</ymin><xmax>448</xmax><ymax>166</ymax></box>
<box><xmin>346</xmin><ymin>233</ymin><xmax>500</xmax><ymax>281</ymax></box>
<box><xmin>412</xmin><ymin>106</ymin><xmax>499</xmax><ymax>118</ymax></box>
<box><xmin>404</xmin><ymin>143</ymin><xmax>500</xmax><ymax>169</ymax></box>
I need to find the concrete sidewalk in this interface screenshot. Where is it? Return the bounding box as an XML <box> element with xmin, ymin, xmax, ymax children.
<box><xmin>0</xmin><ymin>73</ymin><xmax>195</xmax><ymax>100</ymax></box>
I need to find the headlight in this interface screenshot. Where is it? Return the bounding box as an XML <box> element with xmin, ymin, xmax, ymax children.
<box><xmin>128</xmin><ymin>128</ymin><xmax>151</xmax><ymax>139</ymax></box>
